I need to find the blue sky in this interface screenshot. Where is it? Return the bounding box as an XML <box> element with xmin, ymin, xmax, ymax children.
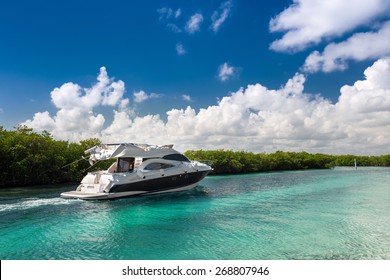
<box><xmin>1</xmin><ymin>0</ymin><xmax>390</xmax><ymax>154</ymax></box>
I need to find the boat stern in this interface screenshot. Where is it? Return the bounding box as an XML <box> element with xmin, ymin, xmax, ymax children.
<box><xmin>60</xmin><ymin>172</ymin><xmax>114</xmax><ymax>200</ymax></box>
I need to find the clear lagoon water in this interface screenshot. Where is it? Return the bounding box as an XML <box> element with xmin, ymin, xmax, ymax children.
<box><xmin>0</xmin><ymin>167</ymin><xmax>389</xmax><ymax>260</ymax></box>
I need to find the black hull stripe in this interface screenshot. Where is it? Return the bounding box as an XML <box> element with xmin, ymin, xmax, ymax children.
<box><xmin>109</xmin><ymin>170</ymin><xmax>209</xmax><ymax>194</ymax></box>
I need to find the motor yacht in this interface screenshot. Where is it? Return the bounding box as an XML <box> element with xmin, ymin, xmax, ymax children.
<box><xmin>60</xmin><ymin>143</ymin><xmax>212</xmax><ymax>200</ymax></box>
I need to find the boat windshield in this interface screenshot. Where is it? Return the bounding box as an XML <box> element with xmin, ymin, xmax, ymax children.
<box><xmin>162</xmin><ymin>153</ymin><xmax>190</xmax><ymax>162</ymax></box>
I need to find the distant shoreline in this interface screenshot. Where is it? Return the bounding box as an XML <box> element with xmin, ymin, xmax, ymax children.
<box><xmin>183</xmin><ymin>150</ymin><xmax>390</xmax><ymax>175</ymax></box>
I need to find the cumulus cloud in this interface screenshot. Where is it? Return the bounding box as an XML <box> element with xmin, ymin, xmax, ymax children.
<box><xmin>50</xmin><ymin>67</ymin><xmax>125</xmax><ymax>110</ymax></box>
<box><xmin>185</xmin><ymin>13</ymin><xmax>204</xmax><ymax>34</ymax></box>
<box><xmin>22</xmin><ymin>111</ymin><xmax>55</xmax><ymax>131</ymax></box>
<box><xmin>303</xmin><ymin>21</ymin><xmax>390</xmax><ymax>72</ymax></box>
<box><xmin>211</xmin><ymin>0</ymin><xmax>233</xmax><ymax>32</ymax></box>
<box><xmin>102</xmin><ymin>58</ymin><xmax>390</xmax><ymax>154</ymax></box>
<box><xmin>102</xmin><ymin>112</ymin><xmax>166</xmax><ymax>145</ymax></box>
<box><xmin>270</xmin><ymin>0</ymin><xmax>390</xmax><ymax>53</ymax></box>
<box><xmin>176</xmin><ymin>43</ymin><xmax>187</xmax><ymax>55</ymax></box>
<box><xmin>23</xmin><ymin>60</ymin><xmax>390</xmax><ymax>154</ymax></box>
<box><xmin>22</xmin><ymin>67</ymin><xmax>127</xmax><ymax>141</ymax></box>
<box><xmin>337</xmin><ymin>58</ymin><xmax>390</xmax><ymax>113</ymax></box>
<box><xmin>133</xmin><ymin>90</ymin><xmax>162</xmax><ymax>103</ymax></box>
<box><xmin>218</xmin><ymin>62</ymin><xmax>237</xmax><ymax>81</ymax></box>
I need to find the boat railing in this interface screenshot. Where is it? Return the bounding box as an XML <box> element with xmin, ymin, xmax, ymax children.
<box><xmin>195</xmin><ymin>160</ymin><xmax>213</xmax><ymax>166</ymax></box>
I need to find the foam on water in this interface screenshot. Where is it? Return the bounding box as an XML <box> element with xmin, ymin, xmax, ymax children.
<box><xmin>0</xmin><ymin>197</ymin><xmax>79</xmax><ymax>213</ymax></box>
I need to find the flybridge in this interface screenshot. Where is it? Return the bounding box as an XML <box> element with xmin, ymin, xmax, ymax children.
<box><xmin>84</xmin><ymin>143</ymin><xmax>176</xmax><ymax>162</ymax></box>
<box><xmin>85</xmin><ymin>143</ymin><xmax>174</xmax><ymax>154</ymax></box>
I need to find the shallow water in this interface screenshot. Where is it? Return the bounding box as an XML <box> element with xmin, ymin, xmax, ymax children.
<box><xmin>0</xmin><ymin>167</ymin><xmax>389</xmax><ymax>259</ymax></box>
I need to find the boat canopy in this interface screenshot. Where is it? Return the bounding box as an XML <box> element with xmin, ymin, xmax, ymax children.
<box><xmin>85</xmin><ymin>143</ymin><xmax>178</xmax><ymax>162</ymax></box>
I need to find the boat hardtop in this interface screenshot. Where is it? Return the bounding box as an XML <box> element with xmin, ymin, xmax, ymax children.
<box><xmin>86</xmin><ymin>143</ymin><xmax>179</xmax><ymax>160</ymax></box>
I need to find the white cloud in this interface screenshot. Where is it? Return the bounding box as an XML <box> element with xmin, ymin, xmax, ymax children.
<box><xmin>303</xmin><ymin>21</ymin><xmax>390</xmax><ymax>72</ymax></box>
<box><xmin>337</xmin><ymin>58</ymin><xmax>390</xmax><ymax>113</ymax></box>
<box><xmin>167</xmin><ymin>23</ymin><xmax>182</xmax><ymax>33</ymax></box>
<box><xmin>182</xmin><ymin>94</ymin><xmax>192</xmax><ymax>102</ymax></box>
<box><xmin>50</xmin><ymin>82</ymin><xmax>82</xmax><ymax>110</ymax></box>
<box><xmin>22</xmin><ymin>67</ymin><xmax>126</xmax><ymax>141</ymax></box>
<box><xmin>157</xmin><ymin>7</ymin><xmax>174</xmax><ymax>20</ymax></box>
<box><xmin>158</xmin><ymin>7</ymin><xmax>182</xmax><ymax>32</ymax></box>
<box><xmin>22</xmin><ymin>111</ymin><xmax>55</xmax><ymax>131</ymax></box>
<box><xmin>133</xmin><ymin>90</ymin><xmax>162</xmax><ymax>103</ymax></box>
<box><xmin>133</xmin><ymin>91</ymin><xmax>148</xmax><ymax>103</ymax></box>
<box><xmin>102</xmin><ymin>112</ymin><xmax>166</xmax><ymax>145</ymax></box>
<box><xmin>270</xmin><ymin>0</ymin><xmax>390</xmax><ymax>53</ymax></box>
<box><xmin>211</xmin><ymin>0</ymin><xmax>233</xmax><ymax>32</ymax></box>
<box><xmin>23</xmin><ymin>60</ymin><xmax>390</xmax><ymax>154</ymax></box>
<box><xmin>104</xmin><ymin>58</ymin><xmax>390</xmax><ymax>154</ymax></box>
<box><xmin>102</xmin><ymin>110</ymin><xmax>133</xmax><ymax>137</ymax></box>
<box><xmin>185</xmin><ymin>13</ymin><xmax>204</xmax><ymax>34</ymax></box>
<box><xmin>175</xmin><ymin>8</ymin><xmax>182</xmax><ymax>18</ymax></box>
<box><xmin>218</xmin><ymin>62</ymin><xmax>237</xmax><ymax>81</ymax></box>
<box><xmin>50</xmin><ymin>67</ymin><xmax>125</xmax><ymax>110</ymax></box>
<box><xmin>176</xmin><ymin>43</ymin><xmax>187</xmax><ymax>55</ymax></box>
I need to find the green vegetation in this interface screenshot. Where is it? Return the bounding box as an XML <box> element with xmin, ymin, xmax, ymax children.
<box><xmin>184</xmin><ymin>150</ymin><xmax>390</xmax><ymax>174</ymax></box>
<box><xmin>1</xmin><ymin>126</ymin><xmax>390</xmax><ymax>186</ymax></box>
<box><xmin>0</xmin><ymin>126</ymin><xmax>103</xmax><ymax>186</ymax></box>
<box><xmin>185</xmin><ymin>150</ymin><xmax>335</xmax><ymax>174</ymax></box>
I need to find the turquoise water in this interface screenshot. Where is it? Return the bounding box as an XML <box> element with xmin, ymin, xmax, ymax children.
<box><xmin>0</xmin><ymin>167</ymin><xmax>389</xmax><ymax>260</ymax></box>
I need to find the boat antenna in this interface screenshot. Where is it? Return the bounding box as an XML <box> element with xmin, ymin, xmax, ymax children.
<box><xmin>62</xmin><ymin>156</ymin><xmax>88</xmax><ymax>169</ymax></box>
<box><xmin>82</xmin><ymin>159</ymin><xmax>103</xmax><ymax>172</ymax></box>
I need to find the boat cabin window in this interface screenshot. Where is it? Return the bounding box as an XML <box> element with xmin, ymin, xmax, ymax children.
<box><xmin>162</xmin><ymin>153</ymin><xmax>190</xmax><ymax>162</ymax></box>
<box><xmin>117</xmin><ymin>157</ymin><xmax>135</xmax><ymax>172</ymax></box>
<box><xmin>144</xmin><ymin>162</ymin><xmax>174</xmax><ymax>170</ymax></box>
<box><xmin>141</xmin><ymin>157</ymin><xmax>158</xmax><ymax>162</ymax></box>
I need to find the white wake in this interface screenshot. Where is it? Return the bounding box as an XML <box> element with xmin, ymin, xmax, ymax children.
<box><xmin>0</xmin><ymin>197</ymin><xmax>79</xmax><ymax>213</ymax></box>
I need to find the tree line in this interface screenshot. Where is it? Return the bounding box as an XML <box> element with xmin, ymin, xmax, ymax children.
<box><xmin>0</xmin><ymin>126</ymin><xmax>102</xmax><ymax>186</ymax></box>
<box><xmin>184</xmin><ymin>150</ymin><xmax>390</xmax><ymax>174</ymax></box>
<box><xmin>1</xmin><ymin>126</ymin><xmax>390</xmax><ymax>186</ymax></box>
